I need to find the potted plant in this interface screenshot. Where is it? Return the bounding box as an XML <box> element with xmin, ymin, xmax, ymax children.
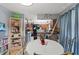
<box><xmin>40</xmin><ymin>33</ymin><xmax>45</xmax><ymax>45</ymax></box>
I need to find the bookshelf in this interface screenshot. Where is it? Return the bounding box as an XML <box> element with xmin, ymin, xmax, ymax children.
<box><xmin>8</xmin><ymin>15</ymin><xmax>24</xmax><ymax>55</ymax></box>
<box><xmin>0</xmin><ymin>23</ymin><xmax>8</xmax><ymax>55</ymax></box>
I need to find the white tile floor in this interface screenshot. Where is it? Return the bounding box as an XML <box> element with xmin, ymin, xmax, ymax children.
<box><xmin>24</xmin><ymin>51</ymin><xmax>29</xmax><ymax>55</ymax></box>
<box><xmin>24</xmin><ymin>36</ymin><xmax>40</xmax><ymax>55</ymax></box>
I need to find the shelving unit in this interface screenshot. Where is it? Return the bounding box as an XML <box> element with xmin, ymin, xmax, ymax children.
<box><xmin>8</xmin><ymin>14</ymin><xmax>24</xmax><ymax>55</ymax></box>
<box><xmin>0</xmin><ymin>23</ymin><xmax>8</xmax><ymax>55</ymax></box>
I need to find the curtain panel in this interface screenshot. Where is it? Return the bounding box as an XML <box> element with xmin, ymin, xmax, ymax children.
<box><xmin>74</xmin><ymin>4</ymin><xmax>79</xmax><ymax>55</ymax></box>
<box><xmin>59</xmin><ymin>11</ymin><xmax>72</xmax><ymax>52</ymax></box>
<box><xmin>59</xmin><ymin>4</ymin><xmax>79</xmax><ymax>55</ymax></box>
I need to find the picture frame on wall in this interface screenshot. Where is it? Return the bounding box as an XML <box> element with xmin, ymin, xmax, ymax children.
<box><xmin>0</xmin><ymin>22</ymin><xmax>5</xmax><ymax>31</ymax></box>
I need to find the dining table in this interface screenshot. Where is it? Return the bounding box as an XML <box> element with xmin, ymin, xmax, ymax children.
<box><xmin>26</xmin><ymin>39</ymin><xmax>64</xmax><ymax>55</ymax></box>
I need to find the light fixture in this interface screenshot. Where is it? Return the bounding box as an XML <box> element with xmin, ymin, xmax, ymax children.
<box><xmin>21</xmin><ymin>3</ymin><xmax>32</xmax><ymax>6</ymax></box>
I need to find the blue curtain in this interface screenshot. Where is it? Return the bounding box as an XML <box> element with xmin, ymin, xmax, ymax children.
<box><xmin>71</xmin><ymin>8</ymin><xmax>75</xmax><ymax>54</ymax></box>
<box><xmin>59</xmin><ymin>4</ymin><xmax>79</xmax><ymax>55</ymax></box>
<box><xmin>59</xmin><ymin>11</ymin><xmax>72</xmax><ymax>52</ymax></box>
<box><xmin>74</xmin><ymin>4</ymin><xmax>79</xmax><ymax>55</ymax></box>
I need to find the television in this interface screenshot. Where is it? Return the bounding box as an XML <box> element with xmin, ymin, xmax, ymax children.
<box><xmin>0</xmin><ymin>22</ymin><xmax>5</xmax><ymax>31</ymax></box>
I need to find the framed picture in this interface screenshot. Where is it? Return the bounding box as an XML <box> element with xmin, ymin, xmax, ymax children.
<box><xmin>0</xmin><ymin>22</ymin><xmax>5</xmax><ymax>31</ymax></box>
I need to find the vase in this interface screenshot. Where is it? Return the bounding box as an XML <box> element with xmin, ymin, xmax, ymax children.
<box><xmin>41</xmin><ymin>39</ymin><xmax>45</xmax><ymax>45</ymax></box>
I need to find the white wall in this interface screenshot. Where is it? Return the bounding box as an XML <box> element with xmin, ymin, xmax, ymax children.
<box><xmin>0</xmin><ymin>5</ymin><xmax>11</xmax><ymax>36</ymax></box>
<box><xmin>37</xmin><ymin>14</ymin><xmax>59</xmax><ymax>20</ymax></box>
<box><xmin>34</xmin><ymin>19</ymin><xmax>51</xmax><ymax>24</ymax></box>
<box><xmin>25</xmin><ymin>14</ymin><xmax>37</xmax><ymax>20</ymax></box>
<box><xmin>0</xmin><ymin>6</ymin><xmax>11</xmax><ymax>23</ymax></box>
<box><xmin>24</xmin><ymin>14</ymin><xmax>59</xmax><ymax>24</ymax></box>
<box><xmin>59</xmin><ymin>3</ymin><xmax>77</xmax><ymax>15</ymax></box>
<box><xmin>24</xmin><ymin>14</ymin><xmax>37</xmax><ymax>23</ymax></box>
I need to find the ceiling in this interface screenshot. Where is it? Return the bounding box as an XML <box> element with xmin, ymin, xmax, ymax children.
<box><xmin>0</xmin><ymin>3</ymin><xmax>74</xmax><ymax>15</ymax></box>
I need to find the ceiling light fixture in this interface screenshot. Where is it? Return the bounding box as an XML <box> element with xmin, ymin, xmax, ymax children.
<box><xmin>21</xmin><ymin>3</ymin><xmax>32</xmax><ymax>6</ymax></box>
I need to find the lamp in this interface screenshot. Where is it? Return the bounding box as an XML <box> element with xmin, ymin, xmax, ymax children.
<box><xmin>21</xmin><ymin>3</ymin><xmax>32</xmax><ymax>6</ymax></box>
